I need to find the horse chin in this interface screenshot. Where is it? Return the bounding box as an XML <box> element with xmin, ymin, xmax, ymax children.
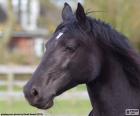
<box><xmin>42</xmin><ymin>100</ymin><xmax>54</xmax><ymax>109</ymax></box>
<box><xmin>35</xmin><ymin>99</ymin><xmax>54</xmax><ymax>110</ymax></box>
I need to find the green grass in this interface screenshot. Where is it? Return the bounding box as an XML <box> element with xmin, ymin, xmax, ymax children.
<box><xmin>0</xmin><ymin>100</ymin><xmax>38</xmax><ymax>113</ymax></box>
<box><xmin>0</xmin><ymin>86</ymin><xmax>22</xmax><ymax>91</ymax></box>
<box><xmin>0</xmin><ymin>99</ymin><xmax>92</xmax><ymax>116</ymax></box>
<box><xmin>75</xmin><ymin>84</ymin><xmax>87</xmax><ymax>91</ymax></box>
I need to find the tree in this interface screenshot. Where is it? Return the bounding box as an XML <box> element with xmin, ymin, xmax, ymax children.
<box><xmin>0</xmin><ymin>0</ymin><xmax>16</xmax><ymax>63</ymax></box>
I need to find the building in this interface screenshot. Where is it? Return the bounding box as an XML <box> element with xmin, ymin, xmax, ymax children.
<box><xmin>0</xmin><ymin>0</ymin><xmax>47</xmax><ymax>58</ymax></box>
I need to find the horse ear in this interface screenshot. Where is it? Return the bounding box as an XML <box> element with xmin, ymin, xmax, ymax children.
<box><xmin>62</xmin><ymin>2</ymin><xmax>74</xmax><ymax>22</ymax></box>
<box><xmin>76</xmin><ymin>3</ymin><xmax>86</xmax><ymax>24</ymax></box>
<box><xmin>76</xmin><ymin>3</ymin><xmax>91</xmax><ymax>31</ymax></box>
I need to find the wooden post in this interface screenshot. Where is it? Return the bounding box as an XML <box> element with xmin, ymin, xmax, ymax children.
<box><xmin>7</xmin><ymin>72</ymin><xmax>14</xmax><ymax>104</ymax></box>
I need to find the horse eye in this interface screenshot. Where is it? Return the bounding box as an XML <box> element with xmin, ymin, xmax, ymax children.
<box><xmin>65</xmin><ymin>46</ymin><xmax>76</xmax><ymax>53</ymax></box>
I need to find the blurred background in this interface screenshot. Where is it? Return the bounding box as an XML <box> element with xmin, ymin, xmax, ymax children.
<box><xmin>0</xmin><ymin>0</ymin><xmax>139</xmax><ymax>116</ymax></box>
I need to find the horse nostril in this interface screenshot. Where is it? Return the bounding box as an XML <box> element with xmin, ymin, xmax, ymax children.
<box><xmin>31</xmin><ymin>87</ymin><xmax>39</xmax><ymax>97</ymax></box>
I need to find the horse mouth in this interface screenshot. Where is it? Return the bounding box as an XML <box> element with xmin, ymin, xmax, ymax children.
<box><xmin>43</xmin><ymin>100</ymin><xmax>54</xmax><ymax>109</ymax></box>
<box><xmin>35</xmin><ymin>99</ymin><xmax>54</xmax><ymax>110</ymax></box>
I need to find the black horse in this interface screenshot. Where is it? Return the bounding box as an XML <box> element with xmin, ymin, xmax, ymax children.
<box><xmin>24</xmin><ymin>3</ymin><xmax>140</xmax><ymax>116</ymax></box>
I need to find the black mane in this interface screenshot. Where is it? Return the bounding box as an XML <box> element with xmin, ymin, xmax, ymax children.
<box><xmin>88</xmin><ymin>17</ymin><xmax>140</xmax><ymax>87</ymax></box>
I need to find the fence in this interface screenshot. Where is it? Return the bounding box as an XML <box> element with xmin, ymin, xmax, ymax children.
<box><xmin>0</xmin><ymin>65</ymin><xmax>88</xmax><ymax>101</ymax></box>
<box><xmin>0</xmin><ymin>65</ymin><xmax>35</xmax><ymax>101</ymax></box>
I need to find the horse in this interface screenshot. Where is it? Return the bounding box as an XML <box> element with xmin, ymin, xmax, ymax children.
<box><xmin>23</xmin><ymin>3</ymin><xmax>140</xmax><ymax>116</ymax></box>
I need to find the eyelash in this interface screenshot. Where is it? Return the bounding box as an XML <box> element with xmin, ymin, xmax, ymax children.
<box><xmin>65</xmin><ymin>46</ymin><xmax>76</xmax><ymax>52</ymax></box>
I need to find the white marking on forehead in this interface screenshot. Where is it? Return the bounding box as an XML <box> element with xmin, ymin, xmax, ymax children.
<box><xmin>56</xmin><ymin>32</ymin><xmax>63</xmax><ymax>40</ymax></box>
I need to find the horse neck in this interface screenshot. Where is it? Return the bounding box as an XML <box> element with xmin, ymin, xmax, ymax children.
<box><xmin>86</xmin><ymin>55</ymin><xmax>140</xmax><ymax>116</ymax></box>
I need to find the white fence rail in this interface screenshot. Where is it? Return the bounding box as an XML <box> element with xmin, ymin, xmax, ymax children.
<box><xmin>0</xmin><ymin>65</ymin><xmax>35</xmax><ymax>74</ymax></box>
